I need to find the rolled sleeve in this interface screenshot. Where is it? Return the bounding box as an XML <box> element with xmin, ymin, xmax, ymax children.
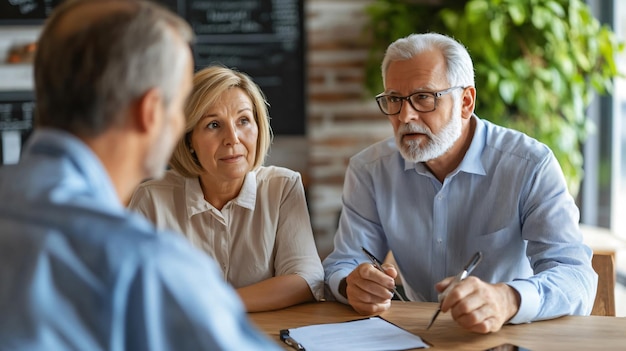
<box><xmin>274</xmin><ymin>171</ymin><xmax>325</xmax><ymax>300</ymax></box>
<box><xmin>297</xmin><ymin>271</ymin><xmax>325</xmax><ymax>301</ymax></box>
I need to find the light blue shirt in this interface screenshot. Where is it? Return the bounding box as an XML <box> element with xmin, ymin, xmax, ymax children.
<box><xmin>323</xmin><ymin>116</ymin><xmax>597</xmax><ymax>324</ymax></box>
<box><xmin>0</xmin><ymin>129</ymin><xmax>281</xmax><ymax>350</ymax></box>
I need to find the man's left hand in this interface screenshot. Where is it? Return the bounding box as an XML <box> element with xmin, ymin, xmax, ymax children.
<box><xmin>435</xmin><ymin>276</ymin><xmax>521</xmax><ymax>333</ymax></box>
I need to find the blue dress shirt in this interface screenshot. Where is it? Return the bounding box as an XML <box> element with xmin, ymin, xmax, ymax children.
<box><xmin>0</xmin><ymin>129</ymin><xmax>280</xmax><ymax>350</ymax></box>
<box><xmin>323</xmin><ymin>116</ymin><xmax>597</xmax><ymax>324</ymax></box>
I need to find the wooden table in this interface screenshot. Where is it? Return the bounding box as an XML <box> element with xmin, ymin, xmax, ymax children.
<box><xmin>249</xmin><ymin>301</ymin><xmax>626</xmax><ymax>351</ymax></box>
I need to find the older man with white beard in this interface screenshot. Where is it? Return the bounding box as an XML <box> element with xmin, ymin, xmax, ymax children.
<box><xmin>323</xmin><ymin>32</ymin><xmax>597</xmax><ymax>334</ymax></box>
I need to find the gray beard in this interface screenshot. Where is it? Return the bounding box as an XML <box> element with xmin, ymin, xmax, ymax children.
<box><xmin>395</xmin><ymin>102</ymin><xmax>462</xmax><ymax>163</ymax></box>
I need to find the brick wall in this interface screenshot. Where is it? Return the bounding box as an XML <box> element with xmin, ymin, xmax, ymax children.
<box><xmin>306</xmin><ymin>0</ymin><xmax>393</xmax><ymax>258</ymax></box>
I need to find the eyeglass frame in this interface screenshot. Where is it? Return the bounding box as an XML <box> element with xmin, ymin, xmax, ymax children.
<box><xmin>375</xmin><ymin>86</ymin><xmax>466</xmax><ymax>115</ymax></box>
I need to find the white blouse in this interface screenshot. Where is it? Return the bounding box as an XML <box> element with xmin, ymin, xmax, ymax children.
<box><xmin>128</xmin><ymin>166</ymin><xmax>324</xmax><ymax>300</ymax></box>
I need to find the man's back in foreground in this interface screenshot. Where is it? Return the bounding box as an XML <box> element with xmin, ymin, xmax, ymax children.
<box><xmin>0</xmin><ymin>0</ymin><xmax>279</xmax><ymax>349</ymax></box>
<box><xmin>0</xmin><ymin>130</ymin><xmax>276</xmax><ymax>350</ymax></box>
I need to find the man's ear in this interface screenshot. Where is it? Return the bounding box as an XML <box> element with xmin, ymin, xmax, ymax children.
<box><xmin>461</xmin><ymin>86</ymin><xmax>476</xmax><ymax>119</ymax></box>
<box><xmin>134</xmin><ymin>87</ymin><xmax>163</xmax><ymax>133</ymax></box>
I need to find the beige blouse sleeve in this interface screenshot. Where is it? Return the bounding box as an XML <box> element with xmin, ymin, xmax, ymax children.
<box><xmin>272</xmin><ymin>172</ymin><xmax>325</xmax><ymax>300</ymax></box>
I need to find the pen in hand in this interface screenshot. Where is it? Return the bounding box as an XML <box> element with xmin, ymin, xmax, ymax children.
<box><xmin>426</xmin><ymin>251</ymin><xmax>483</xmax><ymax>330</ymax></box>
<box><xmin>361</xmin><ymin>247</ymin><xmax>406</xmax><ymax>302</ymax></box>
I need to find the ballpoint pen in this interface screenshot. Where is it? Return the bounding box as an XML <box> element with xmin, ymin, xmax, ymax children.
<box><xmin>361</xmin><ymin>247</ymin><xmax>407</xmax><ymax>302</ymax></box>
<box><xmin>280</xmin><ymin>329</ymin><xmax>306</xmax><ymax>351</ymax></box>
<box><xmin>426</xmin><ymin>251</ymin><xmax>483</xmax><ymax>329</ymax></box>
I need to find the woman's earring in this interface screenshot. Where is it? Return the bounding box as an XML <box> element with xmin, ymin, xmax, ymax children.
<box><xmin>190</xmin><ymin>148</ymin><xmax>195</xmax><ymax>154</ymax></box>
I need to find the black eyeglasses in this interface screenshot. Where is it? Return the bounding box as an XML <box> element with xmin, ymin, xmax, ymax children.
<box><xmin>375</xmin><ymin>86</ymin><xmax>465</xmax><ymax>115</ymax></box>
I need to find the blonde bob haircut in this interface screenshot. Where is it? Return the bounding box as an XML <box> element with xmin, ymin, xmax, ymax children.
<box><xmin>169</xmin><ymin>65</ymin><xmax>273</xmax><ymax>178</ymax></box>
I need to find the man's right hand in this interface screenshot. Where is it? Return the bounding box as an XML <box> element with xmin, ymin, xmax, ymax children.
<box><xmin>343</xmin><ymin>262</ymin><xmax>399</xmax><ymax>315</ymax></box>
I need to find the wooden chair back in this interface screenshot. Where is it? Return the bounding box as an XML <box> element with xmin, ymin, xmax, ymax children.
<box><xmin>590</xmin><ymin>251</ymin><xmax>616</xmax><ymax>316</ymax></box>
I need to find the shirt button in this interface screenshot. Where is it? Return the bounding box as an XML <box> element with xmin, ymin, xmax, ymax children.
<box><xmin>437</xmin><ymin>238</ymin><xmax>442</xmax><ymax>243</ymax></box>
<box><xmin>437</xmin><ymin>196</ymin><xmax>443</xmax><ymax>200</ymax></box>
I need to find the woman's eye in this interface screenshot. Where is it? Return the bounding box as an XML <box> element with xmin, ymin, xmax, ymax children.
<box><xmin>240</xmin><ymin>116</ymin><xmax>253</xmax><ymax>125</ymax></box>
<box><xmin>207</xmin><ymin>121</ymin><xmax>219</xmax><ymax>129</ymax></box>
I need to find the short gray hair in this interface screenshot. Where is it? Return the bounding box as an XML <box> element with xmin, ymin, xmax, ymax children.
<box><xmin>34</xmin><ymin>0</ymin><xmax>194</xmax><ymax>137</ymax></box>
<box><xmin>381</xmin><ymin>33</ymin><xmax>475</xmax><ymax>89</ymax></box>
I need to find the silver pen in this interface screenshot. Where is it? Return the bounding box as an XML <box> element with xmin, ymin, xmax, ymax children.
<box><xmin>280</xmin><ymin>329</ymin><xmax>305</xmax><ymax>351</ymax></box>
<box><xmin>361</xmin><ymin>247</ymin><xmax>406</xmax><ymax>302</ymax></box>
<box><xmin>426</xmin><ymin>251</ymin><xmax>483</xmax><ymax>329</ymax></box>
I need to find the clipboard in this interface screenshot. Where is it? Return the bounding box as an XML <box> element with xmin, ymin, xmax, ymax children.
<box><xmin>279</xmin><ymin>316</ymin><xmax>429</xmax><ymax>351</ymax></box>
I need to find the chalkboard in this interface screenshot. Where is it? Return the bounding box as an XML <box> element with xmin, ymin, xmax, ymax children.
<box><xmin>0</xmin><ymin>0</ymin><xmax>62</xmax><ymax>24</ymax></box>
<box><xmin>174</xmin><ymin>0</ymin><xmax>306</xmax><ymax>135</ymax></box>
<box><xmin>0</xmin><ymin>0</ymin><xmax>306</xmax><ymax>135</ymax></box>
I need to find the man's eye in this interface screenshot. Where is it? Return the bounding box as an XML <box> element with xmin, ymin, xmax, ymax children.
<box><xmin>414</xmin><ymin>94</ymin><xmax>431</xmax><ymax>101</ymax></box>
<box><xmin>388</xmin><ymin>96</ymin><xmax>402</xmax><ymax>103</ymax></box>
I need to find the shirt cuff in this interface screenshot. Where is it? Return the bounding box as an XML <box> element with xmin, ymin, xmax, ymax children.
<box><xmin>328</xmin><ymin>271</ymin><xmax>350</xmax><ymax>305</ymax></box>
<box><xmin>506</xmin><ymin>279</ymin><xmax>540</xmax><ymax>324</ymax></box>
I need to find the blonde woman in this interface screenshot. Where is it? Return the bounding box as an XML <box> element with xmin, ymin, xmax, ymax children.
<box><xmin>129</xmin><ymin>66</ymin><xmax>324</xmax><ymax>312</ymax></box>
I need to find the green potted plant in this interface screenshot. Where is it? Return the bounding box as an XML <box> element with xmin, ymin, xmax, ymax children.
<box><xmin>364</xmin><ymin>0</ymin><xmax>623</xmax><ymax>196</ymax></box>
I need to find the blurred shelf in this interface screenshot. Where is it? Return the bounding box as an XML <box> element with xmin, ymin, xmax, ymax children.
<box><xmin>0</xmin><ymin>63</ymin><xmax>33</xmax><ymax>91</ymax></box>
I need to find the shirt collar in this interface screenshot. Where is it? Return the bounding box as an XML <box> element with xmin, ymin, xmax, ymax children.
<box><xmin>184</xmin><ymin>170</ymin><xmax>257</xmax><ymax>217</ymax></box>
<box><xmin>235</xmin><ymin>170</ymin><xmax>257</xmax><ymax>209</ymax></box>
<box><xmin>457</xmin><ymin>115</ymin><xmax>487</xmax><ymax>176</ymax></box>
<box><xmin>184</xmin><ymin>175</ymin><xmax>209</xmax><ymax>217</ymax></box>
<box><xmin>404</xmin><ymin>114</ymin><xmax>487</xmax><ymax>176</ymax></box>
